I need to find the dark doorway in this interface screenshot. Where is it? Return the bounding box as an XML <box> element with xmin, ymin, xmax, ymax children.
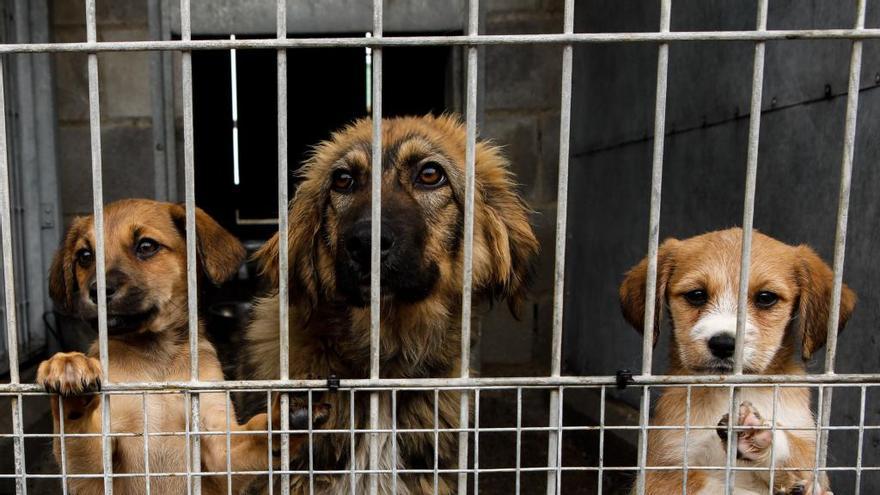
<box><xmin>190</xmin><ymin>34</ymin><xmax>455</xmax><ymax>242</ymax></box>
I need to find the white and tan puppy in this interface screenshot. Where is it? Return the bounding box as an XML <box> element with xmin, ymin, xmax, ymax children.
<box><xmin>619</xmin><ymin>228</ymin><xmax>855</xmax><ymax>495</ymax></box>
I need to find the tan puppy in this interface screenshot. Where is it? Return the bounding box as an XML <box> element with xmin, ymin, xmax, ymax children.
<box><xmin>619</xmin><ymin>228</ymin><xmax>855</xmax><ymax>495</ymax></box>
<box><xmin>37</xmin><ymin>199</ymin><xmax>328</xmax><ymax>495</ymax></box>
<box><xmin>241</xmin><ymin>115</ymin><xmax>539</xmax><ymax>494</ymax></box>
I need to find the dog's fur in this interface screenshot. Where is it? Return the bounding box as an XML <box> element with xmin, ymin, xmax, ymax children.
<box><xmin>38</xmin><ymin>199</ymin><xmax>328</xmax><ymax>495</ymax></box>
<box><xmin>619</xmin><ymin>228</ymin><xmax>855</xmax><ymax>495</ymax></box>
<box><xmin>240</xmin><ymin>115</ymin><xmax>539</xmax><ymax>494</ymax></box>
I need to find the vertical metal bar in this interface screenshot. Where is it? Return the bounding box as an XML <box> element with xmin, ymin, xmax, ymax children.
<box><xmin>308</xmin><ymin>390</ymin><xmax>315</xmax><ymax>495</ymax></box>
<box><xmin>635</xmin><ymin>387</ymin><xmax>651</xmax><ymax>495</ymax></box>
<box><xmin>727</xmin><ymin>5</ymin><xmax>769</xmax><ymax>492</ymax></box>
<box><xmin>185</xmin><ymin>392</ymin><xmax>192</xmax><ymax>495</ymax></box>
<box><xmin>459</xmin><ymin>2</ymin><xmax>479</xmax><ymax>492</ymax></box>
<box><xmin>812</xmin><ymin>386</ymin><xmax>825</xmax><ymax>493</ymax></box>
<box><xmin>681</xmin><ymin>385</ymin><xmax>692</xmax><ymax>494</ymax></box>
<box><xmin>732</xmin><ymin>0</ymin><xmax>769</xmax><ymax>374</ymax></box>
<box><xmin>767</xmin><ymin>386</ymin><xmax>779</xmax><ymax>491</ymax></box>
<box><xmin>723</xmin><ymin>385</ymin><xmax>735</xmax><ymax>494</ymax></box>
<box><xmin>636</xmin><ymin>2</ymin><xmax>671</xmax><ymax>493</ymax></box>
<box><xmin>434</xmin><ymin>389</ymin><xmax>440</xmax><ymax>495</ymax></box>
<box><xmin>276</xmin><ymin>2</ymin><xmax>291</xmax><ymax>494</ymax></box>
<box><xmin>349</xmin><ymin>390</ymin><xmax>356</xmax><ymax>495</ymax></box>
<box><xmin>225</xmin><ymin>391</ymin><xmax>232</xmax><ymax>495</ymax></box>
<box><xmin>392</xmin><ymin>390</ymin><xmax>398</xmax><ymax>495</ymax></box>
<box><xmin>84</xmin><ymin>2</ymin><xmax>112</xmax><ymax>493</ymax></box>
<box><xmin>854</xmin><ymin>385</ymin><xmax>866</xmax><ymax>495</ymax></box>
<box><xmin>179</xmin><ymin>0</ymin><xmax>201</xmax><ymax>492</ymax></box>
<box><xmin>0</xmin><ymin>55</ymin><xmax>26</xmax><ymax>495</ymax></box>
<box><xmin>369</xmin><ymin>1</ymin><xmax>383</xmax><ymax>494</ymax></box>
<box><xmin>546</xmin><ymin>2</ymin><xmax>574</xmax><ymax>493</ymax></box>
<box><xmin>515</xmin><ymin>387</ymin><xmax>522</xmax><ymax>495</ymax></box>
<box><xmin>819</xmin><ymin>0</ymin><xmax>866</xmax><ymax>476</ymax></box>
<box><xmin>59</xmin><ymin>398</ymin><xmax>68</xmax><ymax>495</ymax></box>
<box><xmin>596</xmin><ymin>387</ymin><xmax>605</xmax><ymax>495</ymax></box>
<box><xmin>472</xmin><ymin>389</ymin><xmax>480</xmax><ymax>495</ymax></box>
<box><xmin>555</xmin><ymin>387</ymin><xmax>563</xmax><ymax>495</ymax></box>
<box><xmin>267</xmin><ymin>390</ymin><xmax>274</xmax><ymax>495</ymax></box>
<box><xmin>143</xmin><ymin>393</ymin><xmax>151</xmax><ymax>495</ymax></box>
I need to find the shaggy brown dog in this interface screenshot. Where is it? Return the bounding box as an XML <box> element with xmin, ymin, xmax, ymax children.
<box><xmin>38</xmin><ymin>199</ymin><xmax>328</xmax><ymax>495</ymax></box>
<box><xmin>241</xmin><ymin>115</ymin><xmax>539</xmax><ymax>494</ymax></box>
<box><xmin>619</xmin><ymin>228</ymin><xmax>854</xmax><ymax>494</ymax></box>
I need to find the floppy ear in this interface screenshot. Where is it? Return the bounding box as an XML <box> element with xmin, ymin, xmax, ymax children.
<box><xmin>48</xmin><ymin>217</ymin><xmax>88</xmax><ymax>313</ymax></box>
<box><xmin>253</xmin><ymin>172</ymin><xmax>323</xmax><ymax>305</ymax></box>
<box><xmin>476</xmin><ymin>147</ymin><xmax>539</xmax><ymax>318</ymax></box>
<box><xmin>618</xmin><ymin>238</ymin><xmax>679</xmax><ymax>346</ymax></box>
<box><xmin>169</xmin><ymin>204</ymin><xmax>246</xmax><ymax>285</ymax></box>
<box><xmin>794</xmin><ymin>245</ymin><xmax>857</xmax><ymax>360</ymax></box>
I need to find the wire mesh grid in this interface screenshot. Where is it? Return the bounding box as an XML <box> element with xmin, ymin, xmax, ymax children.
<box><xmin>0</xmin><ymin>0</ymin><xmax>877</xmax><ymax>494</ymax></box>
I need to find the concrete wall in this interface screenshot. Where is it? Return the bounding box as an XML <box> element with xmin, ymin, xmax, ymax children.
<box><xmin>564</xmin><ymin>0</ymin><xmax>880</xmax><ymax>489</ymax></box>
<box><xmin>478</xmin><ymin>0</ymin><xmax>564</xmax><ymax>371</ymax></box>
<box><xmin>51</xmin><ymin>0</ymin><xmax>157</xmax><ymax>227</ymax></box>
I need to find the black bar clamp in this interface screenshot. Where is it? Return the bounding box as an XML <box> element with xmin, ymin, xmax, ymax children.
<box><xmin>616</xmin><ymin>369</ymin><xmax>634</xmax><ymax>390</ymax></box>
<box><xmin>326</xmin><ymin>374</ymin><xmax>340</xmax><ymax>391</ymax></box>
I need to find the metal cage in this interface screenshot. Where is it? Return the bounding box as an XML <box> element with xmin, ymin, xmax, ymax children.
<box><xmin>0</xmin><ymin>0</ymin><xmax>878</xmax><ymax>494</ymax></box>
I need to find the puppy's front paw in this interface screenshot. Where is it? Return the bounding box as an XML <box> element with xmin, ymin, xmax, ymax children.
<box><xmin>716</xmin><ymin>401</ymin><xmax>773</xmax><ymax>462</ymax></box>
<box><xmin>37</xmin><ymin>352</ymin><xmax>103</xmax><ymax>396</ymax></box>
<box><xmin>270</xmin><ymin>399</ymin><xmax>332</xmax><ymax>458</ymax></box>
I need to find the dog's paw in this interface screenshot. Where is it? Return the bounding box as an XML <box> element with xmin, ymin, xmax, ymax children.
<box><xmin>716</xmin><ymin>401</ymin><xmax>773</xmax><ymax>462</ymax></box>
<box><xmin>288</xmin><ymin>402</ymin><xmax>331</xmax><ymax>431</ymax></box>
<box><xmin>37</xmin><ymin>352</ymin><xmax>103</xmax><ymax>396</ymax></box>
<box><xmin>270</xmin><ymin>401</ymin><xmax>332</xmax><ymax>457</ymax></box>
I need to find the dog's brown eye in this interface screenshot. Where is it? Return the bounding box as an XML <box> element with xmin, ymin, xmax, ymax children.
<box><xmin>76</xmin><ymin>249</ymin><xmax>93</xmax><ymax>268</ymax></box>
<box><xmin>135</xmin><ymin>238</ymin><xmax>160</xmax><ymax>259</ymax></box>
<box><xmin>754</xmin><ymin>291</ymin><xmax>778</xmax><ymax>309</ymax></box>
<box><xmin>331</xmin><ymin>170</ymin><xmax>355</xmax><ymax>192</ymax></box>
<box><xmin>684</xmin><ymin>289</ymin><xmax>708</xmax><ymax>306</ymax></box>
<box><xmin>415</xmin><ymin>162</ymin><xmax>447</xmax><ymax>188</ymax></box>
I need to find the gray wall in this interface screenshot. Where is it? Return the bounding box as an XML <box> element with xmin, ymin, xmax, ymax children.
<box><xmin>564</xmin><ymin>0</ymin><xmax>880</xmax><ymax>489</ymax></box>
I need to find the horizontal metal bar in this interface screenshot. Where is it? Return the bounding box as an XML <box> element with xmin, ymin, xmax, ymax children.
<box><xmin>4</xmin><ymin>463</ymin><xmax>880</xmax><ymax>480</ymax></box>
<box><xmin>6</xmin><ymin>373</ymin><xmax>880</xmax><ymax>393</ymax></box>
<box><xmin>2</xmin><ymin>29</ymin><xmax>880</xmax><ymax>53</ymax></box>
<box><xmin>6</xmin><ymin>419</ymin><xmax>877</xmax><ymax>440</ymax></box>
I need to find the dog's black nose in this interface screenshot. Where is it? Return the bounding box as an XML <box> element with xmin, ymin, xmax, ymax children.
<box><xmin>707</xmin><ymin>334</ymin><xmax>736</xmax><ymax>359</ymax></box>
<box><xmin>344</xmin><ymin>221</ymin><xmax>395</xmax><ymax>267</ymax></box>
<box><xmin>88</xmin><ymin>270</ymin><xmax>126</xmax><ymax>303</ymax></box>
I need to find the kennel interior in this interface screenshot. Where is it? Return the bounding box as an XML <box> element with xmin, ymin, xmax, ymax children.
<box><xmin>0</xmin><ymin>0</ymin><xmax>879</xmax><ymax>493</ymax></box>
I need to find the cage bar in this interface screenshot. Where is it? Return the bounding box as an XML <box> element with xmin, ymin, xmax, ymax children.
<box><xmin>4</xmin><ymin>29</ymin><xmax>880</xmax><ymax>55</ymax></box>
<box><xmin>434</xmin><ymin>389</ymin><xmax>440</xmax><ymax>495</ymax></box>
<box><xmin>596</xmin><ymin>387</ymin><xmax>606</xmax><ymax>494</ymax></box>
<box><xmin>767</xmin><ymin>385</ymin><xmax>780</xmax><ymax>491</ymax></box>
<box><xmin>515</xmin><ymin>387</ymin><xmax>523</xmax><ymax>495</ymax></box>
<box><xmin>84</xmin><ymin>1</ymin><xmax>114</xmax><ymax>493</ymax></box>
<box><xmin>276</xmin><ymin>0</ymin><xmax>292</xmax><ymax>493</ymax></box>
<box><xmin>818</xmin><ymin>0</ymin><xmax>867</xmax><ymax>480</ymax></box>
<box><xmin>458</xmin><ymin>1</ymin><xmax>481</xmax><ymax>493</ymax></box>
<box><xmin>681</xmin><ymin>385</ymin><xmax>692</xmax><ymax>493</ymax></box>
<box><xmin>854</xmin><ymin>385</ymin><xmax>866</xmax><ymax>494</ymax></box>
<box><xmin>0</xmin><ymin>54</ymin><xmax>27</xmax><ymax>495</ymax></box>
<box><xmin>368</xmin><ymin>1</ymin><xmax>383</xmax><ymax>493</ymax></box>
<box><xmin>732</xmin><ymin>0</ymin><xmax>769</xmax><ymax>375</ymax></box>
<box><xmin>546</xmin><ymin>0</ymin><xmax>574</xmax><ymax>493</ymax></box>
<box><xmin>635</xmin><ymin>1</ymin><xmax>671</xmax><ymax>493</ymax></box>
<box><xmin>178</xmin><ymin>1</ymin><xmax>203</xmax><ymax>493</ymax></box>
<box><xmin>59</xmin><ymin>396</ymin><xmax>69</xmax><ymax>494</ymax></box>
